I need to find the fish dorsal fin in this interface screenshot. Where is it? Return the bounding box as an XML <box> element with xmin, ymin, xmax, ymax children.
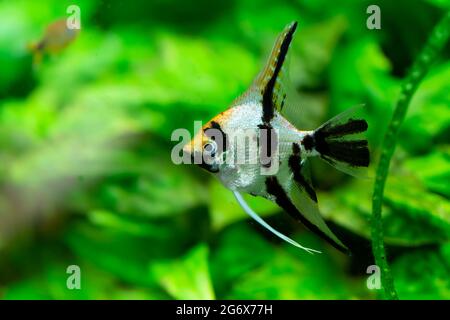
<box><xmin>255</xmin><ymin>21</ymin><xmax>297</xmax><ymax>124</ymax></box>
<box><xmin>233</xmin><ymin>21</ymin><xmax>301</xmax><ymax>124</ymax></box>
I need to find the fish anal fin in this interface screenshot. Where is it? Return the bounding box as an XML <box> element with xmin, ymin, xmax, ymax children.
<box><xmin>266</xmin><ymin>168</ymin><xmax>348</xmax><ymax>254</ymax></box>
<box><xmin>290</xmin><ymin>181</ymin><xmax>348</xmax><ymax>254</ymax></box>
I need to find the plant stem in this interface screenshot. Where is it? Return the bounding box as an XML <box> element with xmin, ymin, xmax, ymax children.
<box><xmin>371</xmin><ymin>11</ymin><xmax>450</xmax><ymax>300</ymax></box>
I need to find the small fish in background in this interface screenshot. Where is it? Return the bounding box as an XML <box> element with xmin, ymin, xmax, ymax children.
<box><xmin>183</xmin><ymin>21</ymin><xmax>370</xmax><ymax>254</ymax></box>
<box><xmin>28</xmin><ymin>19</ymin><xmax>79</xmax><ymax>68</ymax></box>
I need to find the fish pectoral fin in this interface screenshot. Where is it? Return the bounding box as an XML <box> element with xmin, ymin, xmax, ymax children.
<box><xmin>232</xmin><ymin>191</ymin><xmax>321</xmax><ymax>254</ymax></box>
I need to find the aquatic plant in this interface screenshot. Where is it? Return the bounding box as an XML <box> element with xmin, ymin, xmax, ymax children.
<box><xmin>371</xmin><ymin>10</ymin><xmax>450</xmax><ymax>300</ymax></box>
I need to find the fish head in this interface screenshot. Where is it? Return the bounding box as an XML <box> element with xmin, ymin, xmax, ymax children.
<box><xmin>183</xmin><ymin>113</ymin><xmax>230</xmax><ymax>174</ymax></box>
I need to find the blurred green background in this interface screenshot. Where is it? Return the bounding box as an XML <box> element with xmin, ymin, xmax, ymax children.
<box><xmin>0</xmin><ymin>0</ymin><xmax>449</xmax><ymax>300</ymax></box>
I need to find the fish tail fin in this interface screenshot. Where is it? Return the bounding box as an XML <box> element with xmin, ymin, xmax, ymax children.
<box><xmin>306</xmin><ymin>106</ymin><xmax>370</xmax><ymax>178</ymax></box>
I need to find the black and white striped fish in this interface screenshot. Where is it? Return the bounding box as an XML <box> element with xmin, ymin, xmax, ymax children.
<box><xmin>183</xmin><ymin>21</ymin><xmax>369</xmax><ymax>254</ymax></box>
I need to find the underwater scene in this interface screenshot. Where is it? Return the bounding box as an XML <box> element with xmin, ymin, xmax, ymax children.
<box><xmin>0</xmin><ymin>0</ymin><xmax>449</xmax><ymax>300</ymax></box>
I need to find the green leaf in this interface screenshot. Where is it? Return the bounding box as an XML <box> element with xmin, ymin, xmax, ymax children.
<box><xmin>392</xmin><ymin>248</ymin><xmax>450</xmax><ymax>299</ymax></box>
<box><xmin>404</xmin><ymin>149</ymin><xmax>450</xmax><ymax>197</ymax></box>
<box><xmin>64</xmin><ymin>222</ymin><xmax>182</xmax><ymax>287</ymax></box>
<box><xmin>384</xmin><ymin>177</ymin><xmax>450</xmax><ymax>235</ymax></box>
<box><xmin>3</xmin><ymin>256</ymin><xmax>168</xmax><ymax>300</ymax></box>
<box><xmin>92</xmin><ymin>163</ymin><xmax>208</xmax><ymax>218</ymax></box>
<box><xmin>210</xmin><ymin>224</ymin><xmax>276</xmax><ymax>297</ymax></box>
<box><xmin>399</xmin><ymin>63</ymin><xmax>450</xmax><ymax>153</ymax></box>
<box><xmin>227</xmin><ymin>233</ymin><xmax>371</xmax><ymax>299</ymax></box>
<box><xmin>150</xmin><ymin>244</ymin><xmax>215</xmax><ymax>300</ymax></box>
<box><xmin>319</xmin><ymin>177</ymin><xmax>450</xmax><ymax>246</ymax></box>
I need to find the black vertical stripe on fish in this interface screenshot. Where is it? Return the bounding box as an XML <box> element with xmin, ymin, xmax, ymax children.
<box><xmin>265</xmin><ymin>176</ymin><xmax>348</xmax><ymax>253</ymax></box>
<box><xmin>258</xmin><ymin>123</ymin><xmax>278</xmax><ymax>168</ymax></box>
<box><xmin>261</xmin><ymin>22</ymin><xmax>297</xmax><ymax>123</ymax></box>
<box><xmin>204</xmin><ymin>121</ymin><xmax>228</xmax><ymax>153</ymax></box>
<box><xmin>292</xmin><ymin>142</ymin><xmax>300</xmax><ymax>155</ymax></box>
<box><xmin>288</xmin><ymin>143</ymin><xmax>317</xmax><ymax>202</ymax></box>
<box><xmin>209</xmin><ymin>121</ymin><xmax>221</xmax><ymax>130</ymax></box>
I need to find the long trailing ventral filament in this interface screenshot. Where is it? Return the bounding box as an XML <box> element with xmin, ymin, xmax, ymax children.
<box><xmin>233</xmin><ymin>191</ymin><xmax>321</xmax><ymax>254</ymax></box>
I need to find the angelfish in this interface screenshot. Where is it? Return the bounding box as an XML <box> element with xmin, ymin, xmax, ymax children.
<box><xmin>183</xmin><ymin>21</ymin><xmax>369</xmax><ymax>254</ymax></box>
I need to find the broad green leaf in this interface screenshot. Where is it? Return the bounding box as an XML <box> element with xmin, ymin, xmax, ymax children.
<box><xmin>319</xmin><ymin>177</ymin><xmax>450</xmax><ymax>246</ymax></box>
<box><xmin>64</xmin><ymin>221</ymin><xmax>189</xmax><ymax>287</ymax></box>
<box><xmin>227</xmin><ymin>233</ymin><xmax>371</xmax><ymax>299</ymax></box>
<box><xmin>404</xmin><ymin>150</ymin><xmax>450</xmax><ymax>197</ymax></box>
<box><xmin>89</xmin><ymin>162</ymin><xmax>208</xmax><ymax>218</ymax></box>
<box><xmin>3</xmin><ymin>257</ymin><xmax>168</xmax><ymax>300</ymax></box>
<box><xmin>210</xmin><ymin>224</ymin><xmax>276</xmax><ymax>297</ymax></box>
<box><xmin>384</xmin><ymin>177</ymin><xmax>450</xmax><ymax>236</ymax></box>
<box><xmin>392</xmin><ymin>249</ymin><xmax>450</xmax><ymax>299</ymax></box>
<box><xmin>399</xmin><ymin>63</ymin><xmax>450</xmax><ymax>153</ymax></box>
<box><xmin>150</xmin><ymin>244</ymin><xmax>215</xmax><ymax>300</ymax></box>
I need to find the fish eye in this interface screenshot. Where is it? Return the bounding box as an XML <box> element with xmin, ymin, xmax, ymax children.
<box><xmin>203</xmin><ymin>141</ymin><xmax>217</xmax><ymax>157</ymax></box>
